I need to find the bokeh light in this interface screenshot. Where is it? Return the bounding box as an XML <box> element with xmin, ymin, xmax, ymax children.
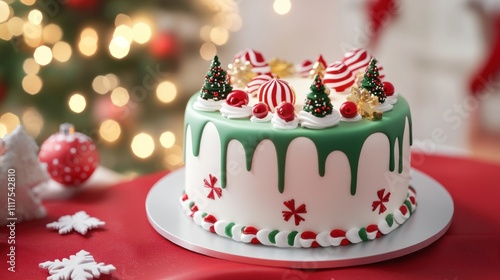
<box><xmin>114</xmin><ymin>24</ymin><xmax>133</xmax><ymax>43</ymax></box>
<box><xmin>79</xmin><ymin>27</ymin><xmax>98</xmax><ymax>57</ymax></box>
<box><xmin>68</xmin><ymin>93</ymin><xmax>87</xmax><ymax>113</ymax></box>
<box><xmin>200</xmin><ymin>42</ymin><xmax>216</xmax><ymax>60</ymax></box>
<box><xmin>42</xmin><ymin>24</ymin><xmax>62</xmax><ymax>44</ymax></box>
<box><xmin>52</xmin><ymin>41</ymin><xmax>72</xmax><ymax>62</ymax></box>
<box><xmin>28</xmin><ymin>9</ymin><xmax>43</xmax><ymax>25</ymax></box>
<box><xmin>7</xmin><ymin>17</ymin><xmax>24</xmax><ymax>36</ymax></box>
<box><xmin>132</xmin><ymin>22</ymin><xmax>151</xmax><ymax>44</ymax></box>
<box><xmin>156</xmin><ymin>81</ymin><xmax>177</xmax><ymax>103</ymax></box>
<box><xmin>99</xmin><ymin>119</ymin><xmax>121</xmax><ymax>143</ymax></box>
<box><xmin>21</xmin><ymin>107</ymin><xmax>43</xmax><ymax>138</ymax></box>
<box><xmin>110</xmin><ymin>87</ymin><xmax>130</xmax><ymax>107</ymax></box>
<box><xmin>210</xmin><ymin>26</ymin><xmax>229</xmax><ymax>46</ymax></box>
<box><xmin>0</xmin><ymin>2</ymin><xmax>11</xmax><ymax>24</ymax></box>
<box><xmin>0</xmin><ymin>113</ymin><xmax>20</xmax><ymax>133</ymax></box>
<box><xmin>22</xmin><ymin>74</ymin><xmax>42</xmax><ymax>95</ymax></box>
<box><xmin>131</xmin><ymin>133</ymin><xmax>155</xmax><ymax>159</ymax></box>
<box><xmin>109</xmin><ymin>36</ymin><xmax>130</xmax><ymax>59</ymax></box>
<box><xmin>159</xmin><ymin>131</ymin><xmax>175</xmax><ymax>148</ymax></box>
<box><xmin>34</xmin><ymin>45</ymin><xmax>53</xmax><ymax>65</ymax></box>
<box><xmin>273</xmin><ymin>0</ymin><xmax>292</xmax><ymax>15</ymax></box>
<box><xmin>23</xmin><ymin>58</ymin><xmax>40</xmax><ymax>75</ymax></box>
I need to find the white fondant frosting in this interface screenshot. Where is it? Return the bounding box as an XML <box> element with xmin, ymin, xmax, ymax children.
<box><xmin>193</xmin><ymin>96</ymin><xmax>223</xmax><ymax>112</ymax></box>
<box><xmin>220</xmin><ymin>103</ymin><xmax>252</xmax><ymax>119</ymax></box>
<box><xmin>298</xmin><ymin>110</ymin><xmax>341</xmax><ymax>129</ymax></box>
<box><xmin>378</xmin><ymin>101</ymin><xmax>393</xmax><ymax>112</ymax></box>
<box><xmin>271</xmin><ymin>115</ymin><xmax>299</xmax><ymax>129</ymax></box>
<box><xmin>340</xmin><ymin>114</ymin><xmax>362</xmax><ymax>122</ymax></box>
<box><xmin>250</xmin><ymin>112</ymin><xmax>273</xmax><ymax>123</ymax></box>
<box><xmin>387</xmin><ymin>92</ymin><xmax>399</xmax><ymax>105</ymax></box>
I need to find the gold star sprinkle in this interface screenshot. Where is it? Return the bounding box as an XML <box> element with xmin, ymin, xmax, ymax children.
<box><xmin>227</xmin><ymin>59</ymin><xmax>256</xmax><ymax>88</ymax></box>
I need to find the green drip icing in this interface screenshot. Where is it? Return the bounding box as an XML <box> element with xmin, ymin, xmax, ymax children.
<box><xmin>358</xmin><ymin>228</ymin><xmax>369</xmax><ymax>242</ymax></box>
<box><xmin>386</xmin><ymin>214</ymin><xmax>394</xmax><ymax>227</ymax></box>
<box><xmin>404</xmin><ymin>200</ymin><xmax>413</xmax><ymax>215</ymax></box>
<box><xmin>269</xmin><ymin>229</ymin><xmax>280</xmax><ymax>244</ymax></box>
<box><xmin>224</xmin><ymin>222</ymin><xmax>235</xmax><ymax>238</ymax></box>
<box><xmin>288</xmin><ymin>231</ymin><xmax>298</xmax><ymax>246</ymax></box>
<box><xmin>185</xmin><ymin>94</ymin><xmax>413</xmax><ymax>195</ymax></box>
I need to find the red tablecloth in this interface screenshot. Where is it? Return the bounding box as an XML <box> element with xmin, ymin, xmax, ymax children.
<box><xmin>2</xmin><ymin>153</ymin><xmax>500</xmax><ymax>279</ymax></box>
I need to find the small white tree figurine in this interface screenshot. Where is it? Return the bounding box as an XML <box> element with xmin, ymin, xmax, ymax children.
<box><xmin>0</xmin><ymin>126</ymin><xmax>49</xmax><ymax>224</ymax></box>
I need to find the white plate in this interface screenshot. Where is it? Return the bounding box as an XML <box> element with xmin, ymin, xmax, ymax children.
<box><xmin>146</xmin><ymin>168</ymin><xmax>453</xmax><ymax>268</ymax></box>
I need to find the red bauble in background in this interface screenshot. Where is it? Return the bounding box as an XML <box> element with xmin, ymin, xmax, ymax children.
<box><xmin>340</xmin><ymin>101</ymin><xmax>358</xmax><ymax>118</ymax></box>
<box><xmin>0</xmin><ymin>80</ymin><xmax>6</xmax><ymax>104</ymax></box>
<box><xmin>149</xmin><ymin>32</ymin><xmax>180</xmax><ymax>58</ymax></box>
<box><xmin>39</xmin><ymin>123</ymin><xmax>99</xmax><ymax>187</ymax></box>
<box><xmin>275</xmin><ymin>102</ymin><xmax>295</xmax><ymax>122</ymax></box>
<box><xmin>226</xmin><ymin>90</ymin><xmax>249</xmax><ymax>107</ymax></box>
<box><xmin>66</xmin><ymin>0</ymin><xmax>100</xmax><ymax>11</ymax></box>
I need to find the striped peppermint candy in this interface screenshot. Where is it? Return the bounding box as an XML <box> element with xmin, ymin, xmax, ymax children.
<box><xmin>298</xmin><ymin>60</ymin><xmax>313</xmax><ymax>77</ymax></box>
<box><xmin>324</xmin><ymin>61</ymin><xmax>355</xmax><ymax>92</ymax></box>
<box><xmin>329</xmin><ymin>229</ymin><xmax>351</xmax><ymax>246</ymax></box>
<box><xmin>342</xmin><ymin>48</ymin><xmax>372</xmax><ymax>73</ymax></box>
<box><xmin>378</xmin><ymin>64</ymin><xmax>386</xmax><ymax>80</ymax></box>
<box><xmin>234</xmin><ymin>49</ymin><xmax>270</xmax><ymax>74</ymax></box>
<box><xmin>258</xmin><ymin>79</ymin><xmax>296</xmax><ymax>112</ymax></box>
<box><xmin>299</xmin><ymin>231</ymin><xmax>320</xmax><ymax>248</ymax></box>
<box><xmin>245</xmin><ymin>73</ymin><xmax>274</xmax><ymax>96</ymax></box>
<box><xmin>241</xmin><ymin>226</ymin><xmax>260</xmax><ymax>244</ymax></box>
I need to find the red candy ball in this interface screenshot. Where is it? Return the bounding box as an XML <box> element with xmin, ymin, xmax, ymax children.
<box><xmin>383</xmin><ymin>81</ymin><xmax>395</xmax><ymax>97</ymax></box>
<box><xmin>275</xmin><ymin>102</ymin><xmax>295</xmax><ymax>122</ymax></box>
<box><xmin>340</xmin><ymin>101</ymin><xmax>358</xmax><ymax>118</ymax></box>
<box><xmin>252</xmin><ymin>102</ymin><xmax>269</xmax><ymax>119</ymax></box>
<box><xmin>226</xmin><ymin>90</ymin><xmax>249</xmax><ymax>108</ymax></box>
<box><xmin>38</xmin><ymin>124</ymin><xmax>99</xmax><ymax>187</ymax></box>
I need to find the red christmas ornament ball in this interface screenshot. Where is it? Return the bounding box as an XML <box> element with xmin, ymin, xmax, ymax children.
<box><xmin>39</xmin><ymin>124</ymin><xmax>99</xmax><ymax>187</ymax></box>
<box><xmin>226</xmin><ymin>90</ymin><xmax>249</xmax><ymax>107</ymax></box>
<box><xmin>383</xmin><ymin>81</ymin><xmax>395</xmax><ymax>96</ymax></box>
<box><xmin>150</xmin><ymin>32</ymin><xmax>179</xmax><ymax>58</ymax></box>
<box><xmin>340</xmin><ymin>101</ymin><xmax>358</xmax><ymax>118</ymax></box>
<box><xmin>275</xmin><ymin>102</ymin><xmax>295</xmax><ymax>122</ymax></box>
<box><xmin>252</xmin><ymin>102</ymin><xmax>269</xmax><ymax>119</ymax></box>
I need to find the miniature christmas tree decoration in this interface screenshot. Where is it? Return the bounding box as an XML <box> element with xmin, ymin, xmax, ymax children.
<box><xmin>360</xmin><ymin>57</ymin><xmax>386</xmax><ymax>104</ymax></box>
<box><xmin>200</xmin><ymin>55</ymin><xmax>233</xmax><ymax>101</ymax></box>
<box><xmin>0</xmin><ymin>126</ymin><xmax>49</xmax><ymax>225</ymax></box>
<box><xmin>302</xmin><ymin>75</ymin><xmax>334</xmax><ymax>118</ymax></box>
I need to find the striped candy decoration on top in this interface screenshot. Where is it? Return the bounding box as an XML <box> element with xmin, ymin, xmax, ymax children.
<box><xmin>258</xmin><ymin>79</ymin><xmax>296</xmax><ymax>112</ymax></box>
<box><xmin>342</xmin><ymin>48</ymin><xmax>372</xmax><ymax>73</ymax></box>
<box><xmin>234</xmin><ymin>49</ymin><xmax>270</xmax><ymax>74</ymax></box>
<box><xmin>245</xmin><ymin>73</ymin><xmax>274</xmax><ymax>96</ymax></box>
<box><xmin>323</xmin><ymin>61</ymin><xmax>355</xmax><ymax>92</ymax></box>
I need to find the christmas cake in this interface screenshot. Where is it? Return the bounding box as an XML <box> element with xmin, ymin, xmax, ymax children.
<box><xmin>181</xmin><ymin>49</ymin><xmax>415</xmax><ymax>248</ymax></box>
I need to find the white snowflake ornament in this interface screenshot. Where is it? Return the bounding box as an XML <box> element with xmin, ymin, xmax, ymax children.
<box><xmin>40</xmin><ymin>250</ymin><xmax>115</xmax><ymax>280</ymax></box>
<box><xmin>47</xmin><ymin>211</ymin><xmax>105</xmax><ymax>235</ymax></box>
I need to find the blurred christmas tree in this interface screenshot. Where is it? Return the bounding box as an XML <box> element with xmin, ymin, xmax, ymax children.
<box><xmin>0</xmin><ymin>0</ymin><xmax>241</xmax><ymax>174</ymax></box>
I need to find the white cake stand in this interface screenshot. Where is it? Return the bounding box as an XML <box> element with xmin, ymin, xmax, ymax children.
<box><xmin>146</xmin><ymin>168</ymin><xmax>453</xmax><ymax>269</ymax></box>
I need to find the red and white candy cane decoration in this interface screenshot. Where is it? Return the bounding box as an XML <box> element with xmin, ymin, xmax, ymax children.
<box><xmin>258</xmin><ymin>79</ymin><xmax>296</xmax><ymax>112</ymax></box>
<box><xmin>245</xmin><ymin>73</ymin><xmax>274</xmax><ymax>96</ymax></box>
<box><xmin>234</xmin><ymin>48</ymin><xmax>271</xmax><ymax>74</ymax></box>
<box><xmin>323</xmin><ymin>61</ymin><xmax>355</xmax><ymax>92</ymax></box>
<box><xmin>342</xmin><ymin>48</ymin><xmax>372</xmax><ymax>73</ymax></box>
<box><xmin>38</xmin><ymin>123</ymin><xmax>99</xmax><ymax>187</ymax></box>
<box><xmin>298</xmin><ymin>60</ymin><xmax>313</xmax><ymax>77</ymax></box>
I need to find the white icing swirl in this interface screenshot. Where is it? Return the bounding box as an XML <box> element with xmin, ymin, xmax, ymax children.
<box><xmin>220</xmin><ymin>103</ymin><xmax>252</xmax><ymax>119</ymax></box>
<box><xmin>377</xmin><ymin>101</ymin><xmax>393</xmax><ymax>112</ymax></box>
<box><xmin>298</xmin><ymin>110</ymin><xmax>340</xmax><ymax>129</ymax></box>
<box><xmin>271</xmin><ymin>114</ymin><xmax>299</xmax><ymax>129</ymax></box>
<box><xmin>193</xmin><ymin>96</ymin><xmax>223</xmax><ymax>112</ymax></box>
<box><xmin>250</xmin><ymin>112</ymin><xmax>273</xmax><ymax>123</ymax></box>
<box><xmin>386</xmin><ymin>92</ymin><xmax>399</xmax><ymax>105</ymax></box>
<box><xmin>341</xmin><ymin>114</ymin><xmax>362</xmax><ymax>122</ymax></box>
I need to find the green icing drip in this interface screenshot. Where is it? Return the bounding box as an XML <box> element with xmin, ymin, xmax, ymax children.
<box><xmin>386</xmin><ymin>214</ymin><xmax>394</xmax><ymax>227</ymax></box>
<box><xmin>404</xmin><ymin>200</ymin><xmax>413</xmax><ymax>215</ymax></box>
<box><xmin>225</xmin><ymin>222</ymin><xmax>235</xmax><ymax>238</ymax></box>
<box><xmin>269</xmin><ymin>229</ymin><xmax>280</xmax><ymax>244</ymax></box>
<box><xmin>358</xmin><ymin>228</ymin><xmax>369</xmax><ymax>242</ymax></box>
<box><xmin>288</xmin><ymin>231</ymin><xmax>298</xmax><ymax>246</ymax></box>
<box><xmin>185</xmin><ymin>94</ymin><xmax>412</xmax><ymax>194</ymax></box>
